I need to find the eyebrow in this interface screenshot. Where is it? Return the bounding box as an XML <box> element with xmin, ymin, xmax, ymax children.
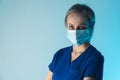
<box><xmin>67</xmin><ymin>23</ymin><xmax>86</xmax><ymax>26</ymax></box>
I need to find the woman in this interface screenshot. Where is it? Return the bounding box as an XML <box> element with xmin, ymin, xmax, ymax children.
<box><xmin>46</xmin><ymin>3</ymin><xmax>104</xmax><ymax>80</ymax></box>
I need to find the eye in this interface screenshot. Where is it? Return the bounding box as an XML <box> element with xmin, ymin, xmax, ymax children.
<box><xmin>77</xmin><ymin>25</ymin><xmax>87</xmax><ymax>30</ymax></box>
<box><xmin>68</xmin><ymin>25</ymin><xmax>74</xmax><ymax>30</ymax></box>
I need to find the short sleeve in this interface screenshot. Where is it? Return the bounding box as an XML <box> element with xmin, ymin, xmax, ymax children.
<box><xmin>48</xmin><ymin>50</ymin><xmax>61</xmax><ymax>73</ymax></box>
<box><xmin>84</xmin><ymin>55</ymin><xmax>104</xmax><ymax>80</ymax></box>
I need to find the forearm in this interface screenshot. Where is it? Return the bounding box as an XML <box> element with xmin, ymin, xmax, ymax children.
<box><xmin>84</xmin><ymin>77</ymin><xmax>96</xmax><ymax>80</ymax></box>
<box><xmin>45</xmin><ymin>71</ymin><xmax>53</xmax><ymax>80</ymax></box>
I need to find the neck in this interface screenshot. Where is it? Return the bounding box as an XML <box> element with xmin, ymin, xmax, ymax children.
<box><xmin>73</xmin><ymin>42</ymin><xmax>90</xmax><ymax>54</ymax></box>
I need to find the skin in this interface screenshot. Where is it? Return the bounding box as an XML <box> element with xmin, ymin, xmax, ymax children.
<box><xmin>46</xmin><ymin>13</ymin><xmax>96</xmax><ymax>80</ymax></box>
<box><xmin>46</xmin><ymin>71</ymin><xmax>53</xmax><ymax>80</ymax></box>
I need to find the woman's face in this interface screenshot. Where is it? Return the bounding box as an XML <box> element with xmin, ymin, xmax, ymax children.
<box><xmin>66</xmin><ymin>13</ymin><xmax>89</xmax><ymax>30</ymax></box>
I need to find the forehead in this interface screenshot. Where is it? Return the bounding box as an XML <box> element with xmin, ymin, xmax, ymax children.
<box><xmin>67</xmin><ymin>13</ymin><xmax>88</xmax><ymax>25</ymax></box>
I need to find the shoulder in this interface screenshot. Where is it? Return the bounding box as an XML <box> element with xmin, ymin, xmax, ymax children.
<box><xmin>87</xmin><ymin>45</ymin><xmax>104</xmax><ymax>63</ymax></box>
<box><xmin>50</xmin><ymin>45</ymin><xmax>72</xmax><ymax>65</ymax></box>
<box><xmin>54</xmin><ymin>46</ymin><xmax>72</xmax><ymax>55</ymax></box>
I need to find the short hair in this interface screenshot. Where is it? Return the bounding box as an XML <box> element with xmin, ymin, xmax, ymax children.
<box><xmin>65</xmin><ymin>3</ymin><xmax>95</xmax><ymax>29</ymax></box>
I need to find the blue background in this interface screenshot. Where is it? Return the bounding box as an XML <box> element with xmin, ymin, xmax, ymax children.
<box><xmin>0</xmin><ymin>0</ymin><xmax>120</xmax><ymax>80</ymax></box>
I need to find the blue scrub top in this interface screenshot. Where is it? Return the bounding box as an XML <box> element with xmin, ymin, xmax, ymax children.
<box><xmin>48</xmin><ymin>45</ymin><xmax>104</xmax><ymax>80</ymax></box>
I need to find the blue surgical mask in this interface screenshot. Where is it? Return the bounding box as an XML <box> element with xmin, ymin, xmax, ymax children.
<box><xmin>67</xmin><ymin>29</ymin><xmax>90</xmax><ymax>46</ymax></box>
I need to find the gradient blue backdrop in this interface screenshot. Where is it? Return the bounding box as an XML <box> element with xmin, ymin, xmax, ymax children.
<box><xmin>0</xmin><ymin>0</ymin><xmax>120</xmax><ymax>80</ymax></box>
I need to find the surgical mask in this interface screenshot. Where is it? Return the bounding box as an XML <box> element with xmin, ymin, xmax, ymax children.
<box><xmin>67</xmin><ymin>29</ymin><xmax>90</xmax><ymax>46</ymax></box>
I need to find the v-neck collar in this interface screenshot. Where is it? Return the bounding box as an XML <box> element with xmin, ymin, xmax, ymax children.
<box><xmin>68</xmin><ymin>44</ymin><xmax>92</xmax><ymax>66</ymax></box>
